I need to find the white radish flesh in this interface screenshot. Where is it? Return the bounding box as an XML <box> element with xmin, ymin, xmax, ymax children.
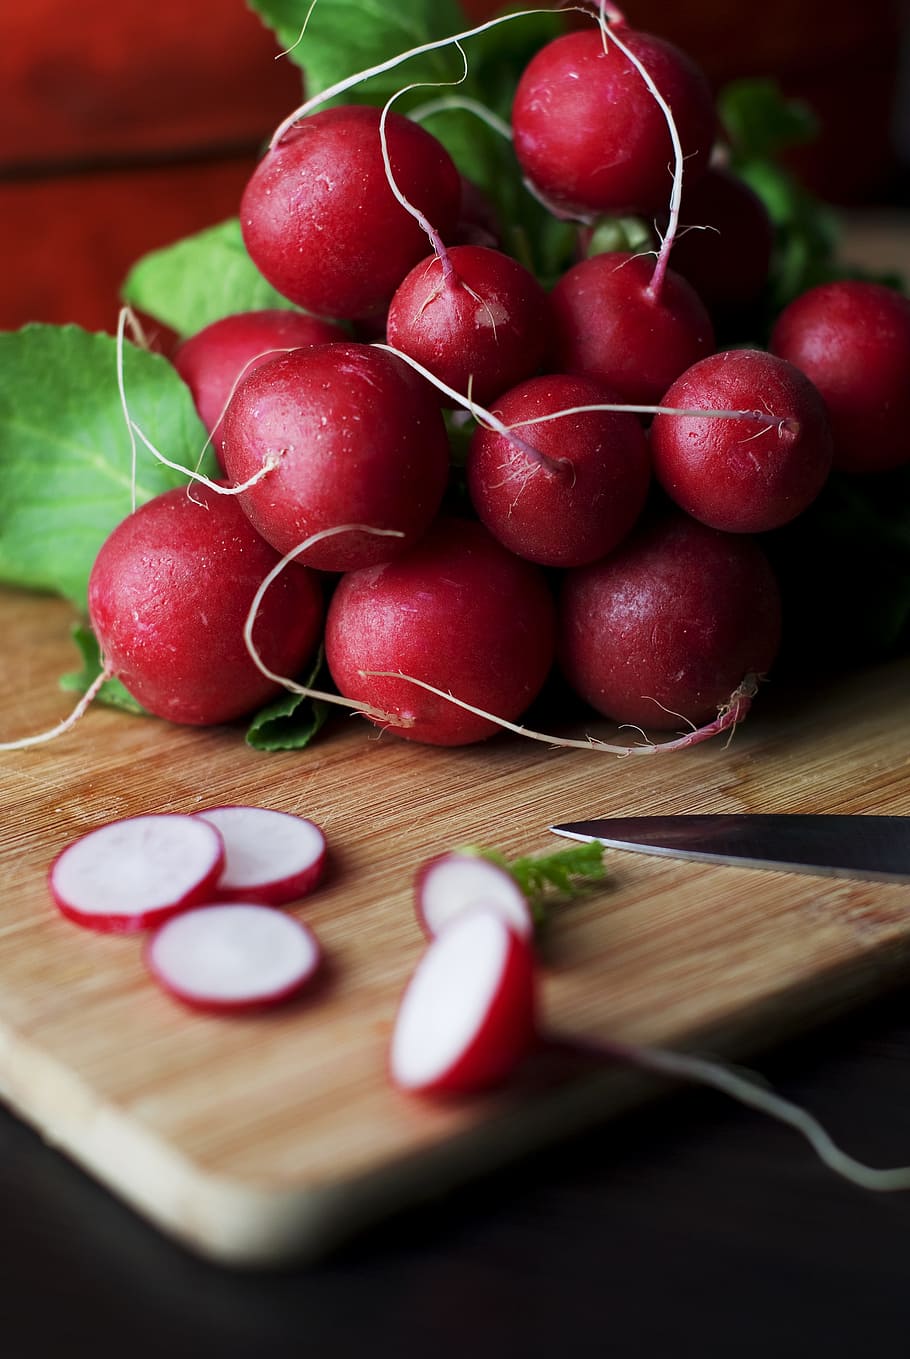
<box><xmin>193</xmin><ymin>805</ymin><xmax>327</xmax><ymax>905</ymax></box>
<box><xmin>390</xmin><ymin>907</ymin><xmax>536</xmax><ymax>1094</ymax></box>
<box><xmin>49</xmin><ymin>814</ymin><xmax>225</xmax><ymax>933</ymax></box>
<box><xmin>415</xmin><ymin>851</ymin><xmax>533</xmax><ymax>940</ymax></box>
<box><xmin>145</xmin><ymin>902</ymin><xmax>321</xmax><ymax>1011</ymax></box>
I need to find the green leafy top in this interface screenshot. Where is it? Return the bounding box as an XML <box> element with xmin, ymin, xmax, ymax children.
<box><xmin>248</xmin><ymin>0</ymin><xmax>467</xmax><ymax>105</ymax></box>
<box><xmin>0</xmin><ymin>325</ymin><xmax>211</xmax><ymax>609</ymax></box>
<box><xmin>122</xmin><ymin>219</ymin><xmax>300</xmax><ymax>339</ymax></box>
<box><xmin>463</xmin><ymin>842</ymin><xmax>607</xmax><ymax>926</ymax></box>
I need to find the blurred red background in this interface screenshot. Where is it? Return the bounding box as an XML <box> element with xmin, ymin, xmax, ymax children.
<box><xmin>1</xmin><ymin>0</ymin><xmax>906</xmax><ymax>333</ymax></box>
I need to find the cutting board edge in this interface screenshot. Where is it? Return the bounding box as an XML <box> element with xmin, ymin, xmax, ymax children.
<box><xmin>5</xmin><ymin>931</ymin><xmax>910</xmax><ymax>1269</ymax></box>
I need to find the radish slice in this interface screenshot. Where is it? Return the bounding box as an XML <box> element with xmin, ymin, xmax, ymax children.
<box><xmin>193</xmin><ymin>805</ymin><xmax>327</xmax><ymax>905</ymax></box>
<box><xmin>145</xmin><ymin>902</ymin><xmax>321</xmax><ymax>1011</ymax></box>
<box><xmin>49</xmin><ymin>814</ymin><xmax>225</xmax><ymax>933</ymax></box>
<box><xmin>415</xmin><ymin>851</ymin><xmax>533</xmax><ymax>940</ymax></box>
<box><xmin>390</xmin><ymin>907</ymin><xmax>536</xmax><ymax>1094</ymax></box>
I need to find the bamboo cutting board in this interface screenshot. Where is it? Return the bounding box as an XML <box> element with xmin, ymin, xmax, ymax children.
<box><xmin>1</xmin><ymin>587</ymin><xmax>910</xmax><ymax>1267</ymax></box>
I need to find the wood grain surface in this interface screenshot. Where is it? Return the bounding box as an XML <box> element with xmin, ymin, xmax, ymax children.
<box><xmin>2</xmin><ymin>587</ymin><xmax>910</xmax><ymax>1265</ymax></box>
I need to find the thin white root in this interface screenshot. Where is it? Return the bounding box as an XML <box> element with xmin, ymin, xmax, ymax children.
<box><xmin>592</xmin><ymin>8</ymin><xmax>684</xmax><ymax>299</ymax></box>
<box><xmin>503</xmin><ymin>402</ymin><xmax>792</xmax><ymax>436</ymax></box>
<box><xmin>0</xmin><ymin>666</ymin><xmax>112</xmax><ymax>752</ymax></box>
<box><xmin>376</xmin><ymin>342</ymin><xmax>790</xmax><ymax>444</ymax></box>
<box><xmin>273</xmin><ymin>0</ymin><xmax>319</xmax><ymax>60</ymax></box>
<box><xmin>116</xmin><ymin>307</ymin><xmax>141</xmax><ymax>514</ymax></box>
<box><xmin>268</xmin><ymin>6</ymin><xmax>594</xmax><ymax>148</ymax></box>
<box><xmin>408</xmin><ymin>94</ymin><xmax>513</xmax><ymax>141</ymax></box>
<box><xmin>377</xmin><ymin>49</ymin><xmax>469</xmax><ymax>273</ymax></box>
<box><xmin>242</xmin><ymin>524</ymin><xmax>414</xmax><ymax>728</ymax></box>
<box><xmin>357</xmin><ymin>671</ymin><xmax>755</xmax><ymax>755</ymax></box>
<box><xmin>598</xmin><ymin>1037</ymin><xmax>910</xmax><ymax>1193</ymax></box>
<box><xmin>129</xmin><ymin>422</ymin><xmax>282</xmax><ymax>495</ymax></box>
<box><xmin>373</xmin><ymin>342</ymin><xmax>568</xmax><ymax>475</ymax></box>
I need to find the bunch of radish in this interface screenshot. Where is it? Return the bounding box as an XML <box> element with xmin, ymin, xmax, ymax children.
<box><xmin>83</xmin><ymin>2</ymin><xmax>910</xmax><ymax>755</ymax></box>
<box><xmin>50</xmin><ymin>807</ymin><xmax>328</xmax><ymax>1010</ymax></box>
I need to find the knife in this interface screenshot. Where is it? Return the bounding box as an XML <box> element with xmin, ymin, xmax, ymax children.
<box><xmin>549</xmin><ymin>814</ymin><xmax>910</xmax><ymax>883</ymax></box>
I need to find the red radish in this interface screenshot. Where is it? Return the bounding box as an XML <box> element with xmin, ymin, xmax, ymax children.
<box><xmin>770</xmin><ymin>280</ymin><xmax>910</xmax><ymax>475</ymax></box>
<box><xmin>389</xmin><ymin>907</ymin><xmax>536</xmax><ymax>1094</ymax></box>
<box><xmin>145</xmin><ymin>903</ymin><xmax>321</xmax><ymax>1012</ymax></box>
<box><xmin>559</xmin><ymin>511</ymin><xmax>783</xmax><ymax>729</ymax></box>
<box><xmin>396</xmin><ymin>866</ymin><xmax>910</xmax><ymax>1191</ymax></box>
<box><xmin>87</xmin><ymin>483</ymin><xmax>323</xmax><ymax>726</ymax></box>
<box><xmin>173</xmin><ymin>310</ymin><xmax>346</xmax><ymax>439</ymax></box>
<box><xmin>466</xmin><ymin>373</ymin><xmax>651</xmax><ymax>567</ymax></box>
<box><xmin>415</xmin><ymin>852</ymin><xmax>533</xmax><ymax>941</ymax></box>
<box><xmin>385</xmin><ymin>245</ymin><xmax>551</xmax><ymax>407</ymax></box>
<box><xmin>550</xmin><ymin>253</ymin><xmax>715</xmax><ymax>405</ymax></box>
<box><xmin>511</xmin><ymin>24</ymin><xmax>715</xmax><ymax>218</ymax></box>
<box><xmin>650</xmin><ymin>349</ymin><xmax>833</xmax><ymax>533</ymax></box>
<box><xmin>49</xmin><ymin>814</ymin><xmax>225</xmax><ymax>934</ymax></box>
<box><xmin>219</xmin><ymin>342</ymin><xmax>450</xmax><ymax>571</ymax></box>
<box><xmin>240</xmin><ymin>104</ymin><xmax>461</xmax><ymax>320</ymax></box>
<box><xmin>655</xmin><ymin>166</ymin><xmax>774</xmax><ymax>314</ymax></box>
<box><xmin>324</xmin><ymin>516</ymin><xmax>557</xmax><ymax>746</ymax></box>
<box><xmin>194</xmin><ymin>806</ymin><xmax>326</xmax><ymax>906</ymax></box>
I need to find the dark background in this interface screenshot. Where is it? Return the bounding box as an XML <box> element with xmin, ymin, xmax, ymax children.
<box><xmin>3</xmin><ymin>3</ymin><xmax>910</xmax><ymax>1351</ymax></box>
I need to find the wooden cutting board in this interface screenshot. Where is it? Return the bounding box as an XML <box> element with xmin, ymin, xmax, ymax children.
<box><xmin>2</xmin><ymin>587</ymin><xmax>910</xmax><ymax>1267</ymax></box>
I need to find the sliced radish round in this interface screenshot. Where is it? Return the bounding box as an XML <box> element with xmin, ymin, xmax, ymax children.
<box><xmin>390</xmin><ymin>907</ymin><xmax>537</xmax><ymax>1094</ymax></box>
<box><xmin>145</xmin><ymin>902</ymin><xmax>321</xmax><ymax>1011</ymax></box>
<box><xmin>418</xmin><ymin>853</ymin><xmax>537</xmax><ymax>940</ymax></box>
<box><xmin>194</xmin><ymin>805</ymin><xmax>327</xmax><ymax>905</ymax></box>
<box><xmin>415</xmin><ymin>851</ymin><xmax>533</xmax><ymax>940</ymax></box>
<box><xmin>49</xmin><ymin>814</ymin><xmax>225</xmax><ymax>933</ymax></box>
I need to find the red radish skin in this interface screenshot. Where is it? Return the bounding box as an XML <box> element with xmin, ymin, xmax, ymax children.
<box><xmin>324</xmin><ymin>517</ymin><xmax>557</xmax><ymax>747</ymax></box>
<box><xmin>88</xmin><ymin>483</ymin><xmax>324</xmax><ymax>726</ymax></box>
<box><xmin>219</xmin><ymin>343</ymin><xmax>450</xmax><ymax>572</ymax></box>
<box><xmin>650</xmin><ymin>349</ymin><xmax>834</xmax><ymax>533</ymax></box>
<box><xmin>385</xmin><ymin>245</ymin><xmax>551</xmax><ymax>407</ymax></box>
<box><xmin>145</xmin><ymin>903</ymin><xmax>322</xmax><ymax>1012</ymax></box>
<box><xmin>415</xmin><ymin>852</ymin><xmax>533</xmax><ymax>941</ymax></box>
<box><xmin>656</xmin><ymin>166</ymin><xmax>774</xmax><ymax>313</ymax></box>
<box><xmin>466</xmin><ymin>373</ymin><xmax>651</xmax><ymax>567</ymax></box>
<box><xmin>394</xmin><ymin>891</ymin><xmax>910</xmax><ymax>1188</ymax></box>
<box><xmin>240</xmin><ymin>105</ymin><xmax>461</xmax><ymax>320</ymax></box>
<box><xmin>173</xmin><ymin>310</ymin><xmax>346</xmax><ymax>439</ymax></box>
<box><xmin>559</xmin><ymin>511</ymin><xmax>783</xmax><ymax>729</ymax></box>
<box><xmin>550</xmin><ymin>253</ymin><xmax>715</xmax><ymax>405</ymax></box>
<box><xmin>49</xmin><ymin>815</ymin><xmax>225</xmax><ymax>934</ymax></box>
<box><xmin>390</xmin><ymin>907</ymin><xmax>536</xmax><ymax>1094</ymax></box>
<box><xmin>193</xmin><ymin>807</ymin><xmax>327</xmax><ymax>906</ymax></box>
<box><xmin>512</xmin><ymin>25</ymin><xmax>715</xmax><ymax>218</ymax></box>
<box><xmin>770</xmin><ymin>280</ymin><xmax>910</xmax><ymax>475</ymax></box>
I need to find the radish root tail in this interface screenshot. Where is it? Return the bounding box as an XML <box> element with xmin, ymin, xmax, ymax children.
<box><xmin>593</xmin><ymin>1036</ymin><xmax>910</xmax><ymax>1193</ymax></box>
<box><xmin>356</xmin><ymin>670</ymin><xmax>758</xmax><ymax>754</ymax></box>
<box><xmin>0</xmin><ymin>664</ymin><xmax>113</xmax><ymax>752</ymax></box>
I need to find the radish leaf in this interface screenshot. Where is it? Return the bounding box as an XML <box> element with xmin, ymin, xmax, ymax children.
<box><xmin>246</xmin><ymin>650</ymin><xmax>331</xmax><ymax>751</ymax></box>
<box><xmin>248</xmin><ymin>0</ymin><xmax>467</xmax><ymax>103</ymax></box>
<box><xmin>0</xmin><ymin>325</ymin><xmax>210</xmax><ymax>609</ymax></box>
<box><xmin>462</xmin><ymin>842</ymin><xmax>607</xmax><ymax>925</ymax></box>
<box><xmin>122</xmin><ymin>219</ymin><xmax>299</xmax><ymax>338</ymax></box>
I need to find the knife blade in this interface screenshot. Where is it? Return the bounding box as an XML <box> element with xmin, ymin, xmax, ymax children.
<box><xmin>549</xmin><ymin>814</ymin><xmax>910</xmax><ymax>883</ymax></box>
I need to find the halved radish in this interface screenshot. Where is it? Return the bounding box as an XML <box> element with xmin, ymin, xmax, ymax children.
<box><xmin>390</xmin><ymin>907</ymin><xmax>536</xmax><ymax>1094</ymax></box>
<box><xmin>193</xmin><ymin>806</ymin><xmax>327</xmax><ymax>905</ymax></box>
<box><xmin>415</xmin><ymin>851</ymin><xmax>533</xmax><ymax>940</ymax></box>
<box><xmin>49</xmin><ymin>814</ymin><xmax>225</xmax><ymax>933</ymax></box>
<box><xmin>145</xmin><ymin>902</ymin><xmax>321</xmax><ymax>1012</ymax></box>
